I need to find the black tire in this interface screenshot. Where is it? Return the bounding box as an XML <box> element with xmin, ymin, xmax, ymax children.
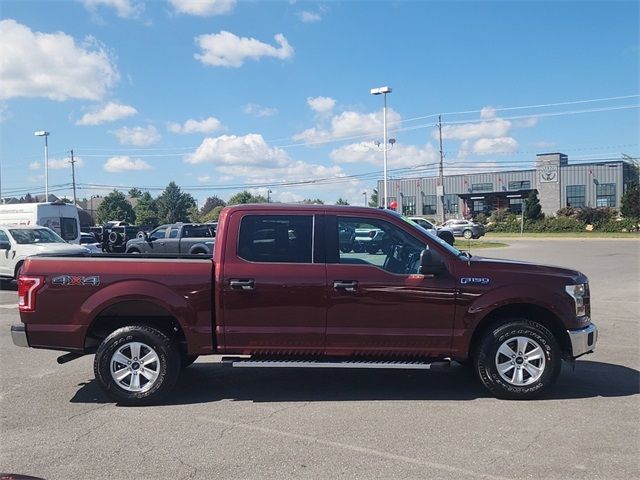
<box><xmin>366</xmin><ymin>244</ymin><xmax>379</xmax><ymax>255</ymax></box>
<box><xmin>353</xmin><ymin>242</ymin><xmax>365</xmax><ymax>253</ymax></box>
<box><xmin>108</xmin><ymin>231</ymin><xmax>123</xmax><ymax>245</ymax></box>
<box><xmin>94</xmin><ymin>325</ymin><xmax>181</xmax><ymax>405</ymax></box>
<box><xmin>339</xmin><ymin>245</ymin><xmax>353</xmax><ymax>254</ymax></box>
<box><xmin>463</xmin><ymin>229</ymin><xmax>473</xmax><ymax>240</ymax></box>
<box><xmin>474</xmin><ymin>319</ymin><xmax>561</xmax><ymax>400</ymax></box>
<box><xmin>127</xmin><ymin>248</ymin><xmax>141</xmax><ymax>254</ymax></box>
<box><xmin>181</xmin><ymin>354</ymin><xmax>199</xmax><ymax>369</ymax></box>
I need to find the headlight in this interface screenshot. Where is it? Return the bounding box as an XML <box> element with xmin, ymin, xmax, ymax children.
<box><xmin>565</xmin><ymin>283</ymin><xmax>589</xmax><ymax>317</ymax></box>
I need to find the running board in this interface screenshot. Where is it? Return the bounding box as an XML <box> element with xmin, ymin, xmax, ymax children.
<box><xmin>221</xmin><ymin>358</ymin><xmax>450</xmax><ymax>370</ymax></box>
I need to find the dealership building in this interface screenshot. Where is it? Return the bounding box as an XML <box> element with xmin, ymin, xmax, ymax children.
<box><xmin>377</xmin><ymin>153</ymin><xmax>636</xmax><ymax>219</ymax></box>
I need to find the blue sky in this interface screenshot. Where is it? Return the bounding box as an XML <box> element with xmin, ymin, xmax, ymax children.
<box><xmin>1</xmin><ymin>0</ymin><xmax>638</xmax><ymax>205</ymax></box>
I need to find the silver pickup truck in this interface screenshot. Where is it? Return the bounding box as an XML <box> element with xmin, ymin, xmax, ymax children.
<box><xmin>124</xmin><ymin>223</ymin><xmax>216</xmax><ymax>255</ymax></box>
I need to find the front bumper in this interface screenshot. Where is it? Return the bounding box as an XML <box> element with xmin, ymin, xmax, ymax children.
<box><xmin>11</xmin><ymin>324</ymin><xmax>29</xmax><ymax>348</ymax></box>
<box><xmin>567</xmin><ymin>323</ymin><xmax>598</xmax><ymax>358</ymax></box>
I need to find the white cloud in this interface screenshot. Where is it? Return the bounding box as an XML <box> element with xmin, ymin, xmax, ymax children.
<box><xmin>82</xmin><ymin>0</ymin><xmax>144</xmax><ymax>19</ymax></box>
<box><xmin>534</xmin><ymin>140</ymin><xmax>557</xmax><ymax>149</ymax></box>
<box><xmin>480</xmin><ymin>106</ymin><xmax>497</xmax><ymax>119</ymax></box>
<box><xmin>243</xmin><ymin>103</ymin><xmax>278</xmax><ymax>117</ymax></box>
<box><xmin>169</xmin><ymin>0</ymin><xmax>236</xmax><ymax>16</ymax></box>
<box><xmin>76</xmin><ymin>102</ymin><xmax>137</xmax><ymax>126</ymax></box>
<box><xmin>330</xmin><ymin>141</ymin><xmax>438</xmax><ymax>168</ymax></box>
<box><xmin>299</xmin><ymin>11</ymin><xmax>321</xmax><ymax>22</ymax></box>
<box><xmin>0</xmin><ymin>102</ymin><xmax>10</xmax><ymax>123</ymax></box>
<box><xmin>194</xmin><ymin>31</ymin><xmax>294</xmax><ymax>67</ymax></box>
<box><xmin>29</xmin><ymin>161</ymin><xmax>41</xmax><ymax>170</ymax></box>
<box><xmin>514</xmin><ymin>117</ymin><xmax>539</xmax><ymax>128</ymax></box>
<box><xmin>167</xmin><ymin>117</ymin><xmax>223</xmax><ymax>134</ymax></box>
<box><xmin>113</xmin><ymin>125</ymin><xmax>161</xmax><ymax>146</ymax></box>
<box><xmin>197</xmin><ymin>175</ymin><xmax>211</xmax><ymax>182</ymax></box>
<box><xmin>185</xmin><ymin>133</ymin><xmax>345</xmax><ymax>182</ymax></box>
<box><xmin>0</xmin><ymin>19</ymin><xmax>119</xmax><ymax>101</ymax></box>
<box><xmin>103</xmin><ymin>156</ymin><xmax>152</xmax><ymax>172</ymax></box>
<box><xmin>292</xmin><ymin>108</ymin><xmax>402</xmax><ymax>144</ymax></box>
<box><xmin>437</xmin><ymin>118</ymin><xmax>512</xmax><ymax>141</ymax></box>
<box><xmin>307</xmin><ymin>96</ymin><xmax>335</xmax><ymax>115</ymax></box>
<box><xmin>186</xmin><ymin>134</ymin><xmax>289</xmax><ymax>167</ymax></box>
<box><xmin>473</xmin><ymin>137</ymin><xmax>519</xmax><ymax>155</ymax></box>
<box><xmin>51</xmin><ymin>157</ymin><xmax>86</xmax><ymax>169</ymax></box>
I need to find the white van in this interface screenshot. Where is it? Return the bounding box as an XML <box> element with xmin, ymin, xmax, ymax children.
<box><xmin>0</xmin><ymin>202</ymin><xmax>81</xmax><ymax>244</ymax></box>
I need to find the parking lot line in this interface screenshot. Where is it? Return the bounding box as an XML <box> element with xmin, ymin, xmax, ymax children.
<box><xmin>0</xmin><ymin>303</ymin><xmax>17</xmax><ymax>309</ymax></box>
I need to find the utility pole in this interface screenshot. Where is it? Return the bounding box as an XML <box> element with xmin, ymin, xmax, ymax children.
<box><xmin>438</xmin><ymin>115</ymin><xmax>445</xmax><ymax>224</ymax></box>
<box><xmin>69</xmin><ymin>149</ymin><xmax>77</xmax><ymax>205</ymax></box>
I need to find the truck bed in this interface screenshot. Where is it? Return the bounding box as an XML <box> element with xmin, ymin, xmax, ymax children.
<box><xmin>20</xmin><ymin>254</ymin><xmax>215</xmax><ymax>355</ymax></box>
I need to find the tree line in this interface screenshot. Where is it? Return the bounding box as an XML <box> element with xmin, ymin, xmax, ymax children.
<box><xmin>93</xmin><ymin>182</ymin><xmax>358</xmax><ymax>227</ymax></box>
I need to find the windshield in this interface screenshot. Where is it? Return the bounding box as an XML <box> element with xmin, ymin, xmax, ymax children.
<box><xmin>9</xmin><ymin>228</ymin><xmax>67</xmax><ymax>245</ymax></box>
<box><xmin>394</xmin><ymin>212</ymin><xmax>463</xmax><ymax>256</ymax></box>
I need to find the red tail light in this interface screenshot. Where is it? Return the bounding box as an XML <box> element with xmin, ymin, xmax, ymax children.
<box><xmin>18</xmin><ymin>275</ymin><xmax>44</xmax><ymax>312</ymax></box>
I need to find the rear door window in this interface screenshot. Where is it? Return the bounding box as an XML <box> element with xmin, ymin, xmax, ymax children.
<box><xmin>238</xmin><ymin>215</ymin><xmax>313</xmax><ymax>263</ymax></box>
<box><xmin>60</xmin><ymin>217</ymin><xmax>78</xmax><ymax>241</ymax></box>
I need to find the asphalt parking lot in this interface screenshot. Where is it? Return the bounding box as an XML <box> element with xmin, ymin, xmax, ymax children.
<box><xmin>1</xmin><ymin>239</ymin><xmax>638</xmax><ymax>480</ymax></box>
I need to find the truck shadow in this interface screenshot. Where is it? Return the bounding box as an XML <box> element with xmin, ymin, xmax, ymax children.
<box><xmin>70</xmin><ymin>360</ymin><xmax>639</xmax><ymax>405</ymax></box>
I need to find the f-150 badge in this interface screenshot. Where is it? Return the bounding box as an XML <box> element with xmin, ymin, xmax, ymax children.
<box><xmin>52</xmin><ymin>275</ymin><xmax>100</xmax><ymax>286</ymax></box>
<box><xmin>460</xmin><ymin>277</ymin><xmax>490</xmax><ymax>285</ymax></box>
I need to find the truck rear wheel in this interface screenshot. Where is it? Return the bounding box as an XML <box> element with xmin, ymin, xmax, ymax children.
<box><xmin>474</xmin><ymin>319</ymin><xmax>561</xmax><ymax>400</ymax></box>
<box><xmin>94</xmin><ymin>325</ymin><xmax>180</xmax><ymax>405</ymax></box>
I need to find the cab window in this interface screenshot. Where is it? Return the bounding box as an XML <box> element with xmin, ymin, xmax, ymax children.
<box><xmin>238</xmin><ymin>215</ymin><xmax>313</xmax><ymax>263</ymax></box>
<box><xmin>335</xmin><ymin>217</ymin><xmax>425</xmax><ymax>274</ymax></box>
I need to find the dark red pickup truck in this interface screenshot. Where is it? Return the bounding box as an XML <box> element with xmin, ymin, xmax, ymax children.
<box><xmin>12</xmin><ymin>205</ymin><xmax>597</xmax><ymax>404</ymax></box>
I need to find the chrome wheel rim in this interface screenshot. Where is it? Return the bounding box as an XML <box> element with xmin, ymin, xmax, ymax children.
<box><xmin>495</xmin><ymin>336</ymin><xmax>546</xmax><ymax>386</ymax></box>
<box><xmin>110</xmin><ymin>342</ymin><xmax>160</xmax><ymax>392</ymax></box>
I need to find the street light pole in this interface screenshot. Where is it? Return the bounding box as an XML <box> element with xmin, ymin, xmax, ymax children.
<box><xmin>267</xmin><ymin>189</ymin><xmax>272</xmax><ymax>203</ymax></box>
<box><xmin>363</xmin><ymin>191</ymin><xmax>367</xmax><ymax>206</ymax></box>
<box><xmin>34</xmin><ymin>131</ymin><xmax>50</xmax><ymax>201</ymax></box>
<box><xmin>370</xmin><ymin>86</ymin><xmax>392</xmax><ymax>207</ymax></box>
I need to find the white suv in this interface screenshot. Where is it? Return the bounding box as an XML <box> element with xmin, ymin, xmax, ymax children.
<box><xmin>0</xmin><ymin>226</ymin><xmax>89</xmax><ymax>281</ymax></box>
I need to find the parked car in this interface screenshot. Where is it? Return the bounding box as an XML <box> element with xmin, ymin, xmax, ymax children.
<box><xmin>408</xmin><ymin>216</ymin><xmax>455</xmax><ymax>246</ymax></box>
<box><xmin>441</xmin><ymin>219</ymin><xmax>486</xmax><ymax>239</ymax></box>
<box><xmin>353</xmin><ymin>226</ymin><xmax>389</xmax><ymax>254</ymax></box>
<box><xmin>12</xmin><ymin>204</ymin><xmax>597</xmax><ymax>404</ymax></box>
<box><xmin>0</xmin><ymin>225</ymin><xmax>88</xmax><ymax>281</ymax></box>
<box><xmin>80</xmin><ymin>233</ymin><xmax>103</xmax><ymax>253</ymax></box>
<box><xmin>125</xmin><ymin>223</ymin><xmax>216</xmax><ymax>255</ymax></box>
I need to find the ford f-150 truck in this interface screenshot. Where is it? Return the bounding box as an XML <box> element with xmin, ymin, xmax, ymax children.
<box><xmin>11</xmin><ymin>205</ymin><xmax>597</xmax><ymax>405</ymax></box>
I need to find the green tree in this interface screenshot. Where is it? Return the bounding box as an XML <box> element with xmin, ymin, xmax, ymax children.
<box><xmin>24</xmin><ymin>193</ymin><xmax>34</xmax><ymax>203</ymax></box>
<box><xmin>368</xmin><ymin>189</ymin><xmax>378</xmax><ymax>208</ymax></box>
<box><xmin>228</xmin><ymin>190</ymin><xmax>268</xmax><ymax>205</ymax></box>
<box><xmin>96</xmin><ymin>190</ymin><xmax>136</xmax><ymax>224</ymax></box>
<box><xmin>157</xmin><ymin>182</ymin><xmax>196</xmax><ymax>223</ymax></box>
<box><xmin>335</xmin><ymin>198</ymin><xmax>350</xmax><ymax>205</ymax></box>
<box><xmin>128</xmin><ymin>187</ymin><xmax>142</xmax><ymax>198</ymax></box>
<box><xmin>202</xmin><ymin>205</ymin><xmax>225</xmax><ymax>223</ymax></box>
<box><xmin>620</xmin><ymin>183</ymin><xmax>640</xmax><ymax>219</ymax></box>
<box><xmin>302</xmin><ymin>198</ymin><xmax>324</xmax><ymax>204</ymax></box>
<box><xmin>134</xmin><ymin>192</ymin><xmax>160</xmax><ymax>227</ymax></box>
<box><xmin>200</xmin><ymin>195</ymin><xmax>226</xmax><ymax>216</ymax></box>
<box><xmin>524</xmin><ymin>191</ymin><xmax>543</xmax><ymax>221</ymax></box>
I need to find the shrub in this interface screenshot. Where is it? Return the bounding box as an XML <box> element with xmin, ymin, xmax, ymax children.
<box><xmin>556</xmin><ymin>206</ymin><xmax>577</xmax><ymax>217</ymax></box>
<box><xmin>489</xmin><ymin>208</ymin><xmax>510</xmax><ymax>223</ymax></box>
<box><xmin>474</xmin><ymin>213</ymin><xmax>488</xmax><ymax>225</ymax></box>
<box><xmin>575</xmin><ymin>207</ymin><xmax>616</xmax><ymax>226</ymax></box>
<box><xmin>597</xmin><ymin>218</ymin><xmax>640</xmax><ymax>232</ymax></box>
<box><xmin>620</xmin><ymin>183</ymin><xmax>640</xmax><ymax>219</ymax></box>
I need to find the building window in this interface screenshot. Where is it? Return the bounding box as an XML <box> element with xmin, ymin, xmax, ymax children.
<box><xmin>509</xmin><ymin>198</ymin><xmax>523</xmax><ymax>213</ymax></box>
<box><xmin>444</xmin><ymin>194</ymin><xmax>459</xmax><ymax>214</ymax></box>
<box><xmin>422</xmin><ymin>195</ymin><xmax>437</xmax><ymax>215</ymax></box>
<box><xmin>566</xmin><ymin>185</ymin><xmax>585</xmax><ymax>208</ymax></box>
<box><xmin>596</xmin><ymin>183</ymin><xmax>616</xmax><ymax>207</ymax></box>
<box><xmin>508</xmin><ymin>180</ymin><xmax>531</xmax><ymax>190</ymax></box>
<box><xmin>402</xmin><ymin>196</ymin><xmax>416</xmax><ymax>216</ymax></box>
<box><xmin>473</xmin><ymin>200</ymin><xmax>487</xmax><ymax>213</ymax></box>
<box><xmin>471</xmin><ymin>182</ymin><xmax>493</xmax><ymax>193</ymax></box>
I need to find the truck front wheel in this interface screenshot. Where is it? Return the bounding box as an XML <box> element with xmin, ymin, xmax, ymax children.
<box><xmin>474</xmin><ymin>319</ymin><xmax>561</xmax><ymax>400</ymax></box>
<box><xmin>94</xmin><ymin>325</ymin><xmax>181</xmax><ymax>405</ymax></box>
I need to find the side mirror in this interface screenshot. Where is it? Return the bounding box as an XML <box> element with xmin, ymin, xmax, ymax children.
<box><xmin>0</xmin><ymin>241</ymin><xmax>10</xmax><ymax>250</ymax></box>
<box><xmin>420</xmin><ymin>248</ymin><xmax>447</xmax><ymax>276</ymax></box>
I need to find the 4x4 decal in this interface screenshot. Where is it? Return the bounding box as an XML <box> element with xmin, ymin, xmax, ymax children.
<box><xmin>51</xmin><ymin>275</ymin><xmax>100</xmax><ymax>286</ymax></box>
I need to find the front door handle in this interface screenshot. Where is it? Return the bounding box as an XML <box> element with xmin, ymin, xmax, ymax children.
<box><xmin>230</xmin><ymin>279</ymin><xmax>255</xmax><ymax>291</ymax></box>
<box><xmin>333</xmin><ymin>280</ymin><xmax>358</xmax><ymax>292</ymax></box>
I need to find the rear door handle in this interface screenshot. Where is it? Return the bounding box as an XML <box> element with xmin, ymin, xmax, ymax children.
<box><xmin>230</xmin><ymin>279</ymin><xmax>255</xmax><ymax>291</ymax></box>
<box><xmin>333</xmin><ymin>280</ymin><xmax>358</xmax><ymax>292</ymax></box>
